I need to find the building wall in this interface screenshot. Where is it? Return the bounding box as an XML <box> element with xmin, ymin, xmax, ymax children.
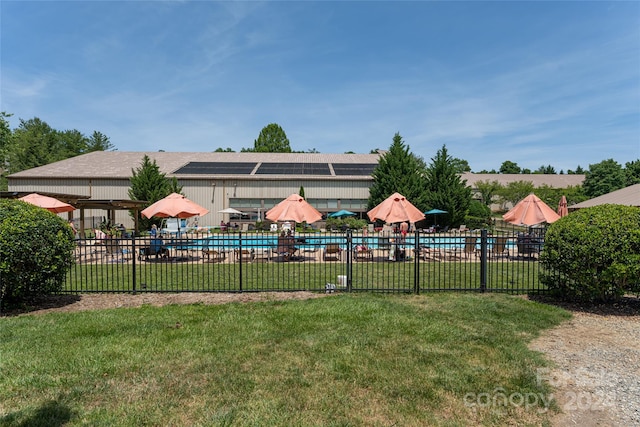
<box><xmin>9</xmin><ymin>176</ymin><xmax>373</xmax><ymax>229</ymax></box>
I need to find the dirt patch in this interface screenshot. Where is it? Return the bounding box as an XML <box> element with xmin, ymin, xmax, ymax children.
<box><xmin>0</xmin><ymin>291</ymin><xmax>331</xmax><ymax>317</ymax></box>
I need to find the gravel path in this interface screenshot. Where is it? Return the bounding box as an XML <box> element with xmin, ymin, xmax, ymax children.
<box><xmin>530</xmin><ymin>310</ymin><xmax>640</xmax><ymax>426</ymax></box>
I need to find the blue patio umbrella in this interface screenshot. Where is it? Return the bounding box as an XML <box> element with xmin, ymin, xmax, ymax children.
<box><xmin>424</xmin><ymin>208</ymin><xmax>447</xmax><ymax>225</ymax></box>
<box><xmin>328</xmin><ymin>209</ymin><xmax>357</xmax><ymax>218</ymax></box>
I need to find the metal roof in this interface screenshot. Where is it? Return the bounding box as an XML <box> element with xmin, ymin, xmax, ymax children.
<box><xmin>569</xmin><ymin>184</ymin><xmax>640</xmax><ymax>210</ymax></box>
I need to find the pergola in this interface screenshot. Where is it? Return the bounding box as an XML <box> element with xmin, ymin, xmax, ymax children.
<box><xmin>1</xmin><ymin>191</ymin><xmax>148</xmax><ymax>237</ymax></box>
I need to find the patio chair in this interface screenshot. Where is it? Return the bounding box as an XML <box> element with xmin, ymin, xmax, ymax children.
<box><xmin>516</xmin><ymin>234</ymin><xmax>541</xmax><ymax>259</ymax></box>
<box><xmin>490</xmin><ymin>236</ymin><xmax>510</xmax><ymax>259</ymax></box>
<box><xmin>323</xmin><ymin>243</ymin><xmax>342</xmax><ymax>261</ymax></box>
<box><xmin>138</xmin><ymin>238</ymin><xmax>170</xmax><ymax>261</ymax></box>
<box><xmin>463</xmin><ymin>236</ymin><xmax>478</xmax><ymax>258</ymax></box>
<box><xmin>276</xmin><ymin>234</ymin><xmax>298</xmax><ymax>261</ymax></box>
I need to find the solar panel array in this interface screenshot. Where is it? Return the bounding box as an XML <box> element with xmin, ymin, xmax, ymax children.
<box><xmin>173</xmin><ymin>162</ymin><xmax>257</xmax><ymax>175</ymax></box>
<box><xmin>332</xmin><ymin>163</ymin><xmax>377</xmax><ymax>176</ymax></box>
<box><xmin>173</xmin><ymin>161</ymin><xmax>376</xmax><ymax>176</ymax></box>
<box><xmin>255</xmin><ymin>163</ymin><xmax>332</xmax><ymax>175</ymax></box>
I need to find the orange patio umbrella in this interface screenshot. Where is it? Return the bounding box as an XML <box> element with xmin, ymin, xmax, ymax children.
<box><xmin>141</xmin><ymin>193</ymin><xmax>209</xmax><ymax>219</ymax></box>
<box><xmin>265</xmin><ymin>194</ymin><xmax>323</xmax><ymax>224</ymax></box>
<box><xmin>19</xmin><ymin>193</ymin><xmax>75</xmax><ymax>213</ymax></box>
<box><xmin>557</xmin><ymin>195</ymin><xmax>569</xmax><ymax>218</ymax></box>
<box><xmin>367</xmin><ymin>192</ymin><xmax>425</xmax><ymax>224</ymax></box>
<box><xmin>503</xmin><ymin>193</ymin><xmax>560</xmax><ymax>226</ymax></box>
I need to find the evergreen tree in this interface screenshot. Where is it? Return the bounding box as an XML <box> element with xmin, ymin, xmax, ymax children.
<box><xmin>367</xmin><ymin>133</ymin><xmax>427</xmax><ymax>211</ymax></box>
<box><xmin>423</xmin><ymin>145</ymin><xmax>472</xmax><ymax>227</ymax></box>
<box><xmin>87</xmin><ymin>131</ymin><xmax>115</xmax><ymax>152</ymax></box>
<box><xmin>128</xmin><ymin>155</ymin><xmax>182</xmax><ymax>231</ymax></box>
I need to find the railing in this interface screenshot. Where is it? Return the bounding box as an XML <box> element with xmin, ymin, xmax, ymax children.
<box><xmin>66</xmin><ymin>228</ymin><xmax>546</xmax><ymax>294</ymax></box>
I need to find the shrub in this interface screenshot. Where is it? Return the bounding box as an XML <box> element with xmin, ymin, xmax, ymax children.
<box><xmin>326</xmin><ymin>217</ymin><xmax>368</xmax><ymax>231</ymax></box>
<box><xmin>0</xmin><ymin>199</ymin><xmax>75</xmax><ymax>308</ymax></box>
<box><xmin>465</xmin><ymin>200</ymin><xmax>492</xmax><ymax>230</ymax></box>
<box><xmin>540</xmin><ymin>204</ymin><xmax>640</xmax><ymax>302</ymax></box>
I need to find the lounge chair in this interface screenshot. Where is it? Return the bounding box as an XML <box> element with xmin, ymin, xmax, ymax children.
<box><xmin>413</xmin><ymin>246</ymin><xmax>442</xmax><ymax>262</ymax></box>
<box><xmin>234</xmin><ymin>248</ymin><xmax>254</xmax><ymax>262</ymax></box>
<box><xmin>354</xmin><ymin>245</ymin><xmax>374</xmax><ymax>261</ymax></box>
<box><xmin>450</xmin><ymin>225</ymin><xmax>469</xmax><ymax>234</ymax></box>
<box><xmin>202</xmin><ymin>248</ymin><xmax>226</xmax><ymax>262</ymax></box>
<box><xmin>253</xmin><ymin>247</ymin><xmax>272</xmax><ymax>262</ymax></box>
<box><xmin>323</xmin><ymin>244</ymin><xmax>342</xmax><ymax>261</ymax></box>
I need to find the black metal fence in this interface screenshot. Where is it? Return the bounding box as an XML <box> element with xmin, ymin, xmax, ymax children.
<box><xmin>66</xmin><ymin>228</ymin><xmax>546</xmax><ymax>294</ymax></box>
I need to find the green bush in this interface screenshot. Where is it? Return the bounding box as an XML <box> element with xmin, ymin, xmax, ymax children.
<box><xmin>540</xmin><ymin>204</ymin><xmax>640</xmax><ymax>302</ymax></box>
<box><xmin>465</xmin><ymin>200</ymin><xmax>492</xmax><ymax>230</ymax></box>
<box><xmin>325</xmin><ymin>217</ymin><xmax>368</xmax><ymax>231</ymax></box>
<box><xmin>0</xmin><ymin>199</ymin><xmax>75</xmax><ymax>308</ymax></box>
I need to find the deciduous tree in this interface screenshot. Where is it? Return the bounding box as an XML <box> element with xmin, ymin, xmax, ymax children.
<box><xmin>499</xmin><ymin>160</ymin><xmax>521</xmax><ymax>174</ymax></box>
<box><xmin>474</xmin><ymin>180</ymin><xmax>502</xmax><ymax>206</ymax></box>
<box><xmin>625</xmin><ymin>160</ymin><xmax>640</xmax><ymax>186</ymax></box>
<box><xmin>583</xmin><ymin>159</ymin><xmax>626</xmax><ymax>197</ymax></box>
<box><xmin>497</xmin><ymin>181</ymin><xmax>535</xmax><ymax>209</ymax></box>
<box><xmin>244</xmin><ymin>123</ymin><xmax>292</xmax><ymax>153</ymax></box>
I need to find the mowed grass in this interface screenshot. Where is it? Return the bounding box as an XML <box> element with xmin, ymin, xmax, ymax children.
<box><xmin>0</xmin><ymin>293</ymin><xmax>569</xmax><ymax>426</ymax></box>
<box><xmin>64</xmin><ymin>261</ymin><xmax>542</xmax><ymax>293</ymax></box>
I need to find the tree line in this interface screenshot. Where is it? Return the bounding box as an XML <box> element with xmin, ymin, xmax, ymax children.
<box><xmin>0</xmin><ymin>112</ymin><xmax>115</xmax><ymax>190</ymax></box>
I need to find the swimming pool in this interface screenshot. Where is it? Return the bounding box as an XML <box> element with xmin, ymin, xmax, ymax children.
<box><xmin>163</xmin><ymin>235</ymin><xmax>514</xmax><ymax>252</ymax></box>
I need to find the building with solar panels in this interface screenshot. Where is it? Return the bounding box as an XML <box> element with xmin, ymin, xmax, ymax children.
<box><xmin>7</xmin><ymin>151</ymin><xmax>585</xmax><ymax>230</ymax></box>
<box><xmin>7</xmin><ymin>151</ymin><xmax>382</xmax><ymax>228</ymax></box>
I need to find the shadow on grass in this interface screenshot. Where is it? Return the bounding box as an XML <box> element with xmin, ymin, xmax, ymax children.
<box><xmin>528</xmin><ymin>293</ymin><xmax>640</xmax><ymax>317</ymax></box>
<box><xmin>0</xmin><ymin>295</ymin><xmax>81</xmax><ymax>317</ymax></box>
<box><xmin>0</xmin><ymin>397</ymin><xmax>76</xmax><ymax>427</ymax></box>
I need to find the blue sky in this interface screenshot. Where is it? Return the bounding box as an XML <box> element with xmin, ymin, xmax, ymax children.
<box><xmin>2</xmin><ymin>1</ymin><xmax>639</xmax><ymax>173</ymax></box>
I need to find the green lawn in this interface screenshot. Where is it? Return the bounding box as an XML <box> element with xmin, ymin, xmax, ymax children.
<box><xmin>0</xmin><ymin>293</ymin><xmax>569</xmax><ymax>426</ymax></box>
<box><xmin>64</xmin><ymin>261</ymin><xmax>543</xmax><ymax>294</ymax></box>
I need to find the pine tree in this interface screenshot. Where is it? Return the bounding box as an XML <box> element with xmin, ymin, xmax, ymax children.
<box><xmin>368</xmin><ymin>133</ymin><xmax>428</xmax><ymax>211</ymax></box>
<box><xmin>128</xmin><ymin>155</ymin><xmax>183</xmax><ymax>230</ymax></box>
<box><xmin>423</xmin><ymin>145</ymin><xmax>472</xmax><ymax>227</ymax></box>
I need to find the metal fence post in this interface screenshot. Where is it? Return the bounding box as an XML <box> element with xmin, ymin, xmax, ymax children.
<box><xmin>132</xmin><ymin>236</ymin><xmax>137</xmax><ymax>294</ymax></box>
<box><xmin>238</xmin><ymin>231</ymin><xmax>243</xmax><ymax>292</ymax></box>
<box><xmin>346</xmin><ymin>230</ymin><xmax>352</xmax><ymax>292</ymax></box>
<box><xmin>414</xmin><ymin>230</ymin><xmax>420</xmax><ymax>294</ymax></box>
<box><xmin>480</xmin><ymin>229</ymin><xmax>487</xmax><ymax>292</ymax></box>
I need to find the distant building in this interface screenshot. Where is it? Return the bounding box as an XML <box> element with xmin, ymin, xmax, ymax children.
<box><xmin>7</xmin><ymin>151</ymin><xmax>585</xmax><ymax>228</ymax></box>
